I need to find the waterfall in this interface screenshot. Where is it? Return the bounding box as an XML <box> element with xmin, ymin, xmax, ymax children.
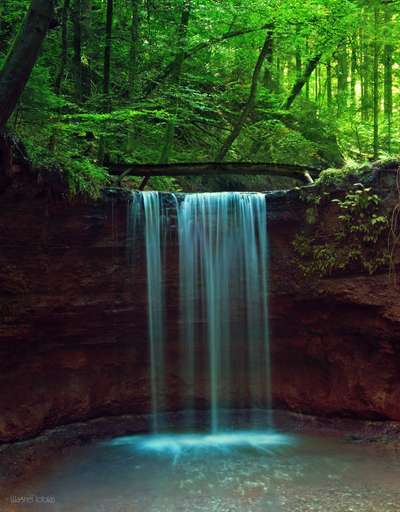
<box><xmin>129</xmin><ymin>191</ymin><xmax>271</xmax><ymax>433</ymax></box>
<box><xmin>178</xmin><ymin>193</ymin><xmax>271</xmax><ymax>431</ymax></box>
<box><xmin>129</xmin><ymin>191</ymin><xmax>166</xmax><ymax>433</ymax></box>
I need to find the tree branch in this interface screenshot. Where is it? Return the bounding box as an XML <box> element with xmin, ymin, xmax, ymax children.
<box><xmin>215</xmin><ymin>28</ymin><xmax>274</xmax><ymax>161</ymax></box>
<box><xmin>282</xmin><ymin>53</ymin><xmax>322</xmax><ymax>110</ymax></box>
<box><xmin>143</xmin><ymin>23</ymin><xmax>273</xmax><ymax>97</ymax></box>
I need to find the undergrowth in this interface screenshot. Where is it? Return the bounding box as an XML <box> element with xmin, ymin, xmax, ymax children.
<box><xmin>294</xmin><ymin>183</ymin><xmax>390</xmax><ymax>277</ymax></box>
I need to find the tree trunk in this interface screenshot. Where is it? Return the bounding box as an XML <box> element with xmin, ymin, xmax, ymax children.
<box><xmin>81</xmin><ymin>0</ymin><xmax>92</xmax><ymax>95</ymax></box>
<box><xmin>336</xmin><ymin>43</ymin><xmax>348</xmax><ymax>115</ymax></box>
<box><xmin>314</xmin><ymin>64</ymin><xmax>319</xmax><ymax>105</ymax></box>
<box><xmin>171</xmin><ymin>0</ymin><xmax>191</xmax><ymax>77</ymax></box>
<box><xmin>383</xmin><ymin>3</ymin><xmax>393</xmax><ymax>152</ymax></box>
<box><xmin>157</xmin><ymin>0</ymin><xmax>191</xmax><ymax>164</ymax></box>
<box><xmin>127</xmin><ymin>0</ymin><xmax>142</xmax><ymax>154</ymax></box>
<box><xmin>326</xmin><ymin>61</ymin><xmax>332</xmax><ymax>106</ymax></box>
<box><xmin>275</xmin><ymin>56</ymin><xmax>281</xmax><ymax>93</ymax></box>
<box><xmin>98</xmin><ymin>0</ymin><xmax>113</xmax><ymax>164</ymax></box>
<box><xmin>0</xmin><ymin>0</ymin><xmax>55</xmax><ymax>131</ymax></box>
<box><xmin>216</xmin><ymin>29</ymin><xmax>274</xmax><ymax>161</ymax></box>
<box><xmin>350</xmin><ymin>39</ymin><xmax>357</xmax><ymax>106</ymax></box>
<box><xmin>373</xmin><ymin>5</ymin><xmax>380</xmax><ymax>159</ymax></box>
<box><xmin>360</xmin><ymin>23</ymin><xmax>370</xmax><ymax>121</ymax></box>
<box><xmin>72</xmin><ymin>0</ymin><xmax>83</xmax><ymax>101</ymax></box>
<box><xmin>103</xmin><ymin>0</ymin><xmax>113</xmax><ymax>110</ymax></box>
<box><xmin>111</xmin><ymin>162</ymin><xmax>318</xmax><ymax>184</ymax></box>
<box><xmin>263</xmin><ymin>29</ymin><xmax>274</xmax><ymax>91</ymax></box>
<box><xmin>295</xmin><ymin>25</ymin><xmax>302</xmax><ymax>79</ymax></box>
<box><xmin>128</xmin><ymin>0</ymin><xmax>141</xmax><ymax>100</ymax></box>
<box><xmin>55</xmin><ymin>0</ymin><xmax>70</xmax><ymax>95</ymax></box>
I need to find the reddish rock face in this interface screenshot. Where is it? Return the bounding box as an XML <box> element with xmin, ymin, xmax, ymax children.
<box><xmin>0</xmin><ymin>167</ymin><xmax>400</xmax><ymax>442</ymax></box>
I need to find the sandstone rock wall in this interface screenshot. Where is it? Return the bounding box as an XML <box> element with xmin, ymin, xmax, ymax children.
<box><xmin>0</xmin><ymin>167</ymin><xmax>399</xmax><ymax>442</ymax></box>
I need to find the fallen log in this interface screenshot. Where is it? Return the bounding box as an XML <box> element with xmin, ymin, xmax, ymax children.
<box><xmin>108</xmin><ymin>162</ymin><xmax>321</xmax><ymax>186</ymax></box>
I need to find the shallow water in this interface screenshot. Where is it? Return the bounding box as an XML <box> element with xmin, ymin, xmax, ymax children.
<box><xmin>2</xmin><ymin>429</ymin><xmax>400</xmax><ymax>512</ymax></box>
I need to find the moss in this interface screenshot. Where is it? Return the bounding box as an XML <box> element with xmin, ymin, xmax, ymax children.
<box><xmin>25</xmin><ymin>140</ymin><xmax>110</xmax><ymax>198</ymax></box>
<box><xmin>316</xmin><ymin>160</ymin><xmax>372</xmax><ymax>187</ymax></box>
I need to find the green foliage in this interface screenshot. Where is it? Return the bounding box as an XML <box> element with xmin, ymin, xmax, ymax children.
<box><xmin>64</xmin><ymin>159</ymin><xmax>110</xmax><ymax>197</ymax></box>
<box><xmin>332</xmin><ymin>186</ymin><xmax>388</xmax><ymax>243</ymax></box>
<box><xmin>1</xmin><ymin>0</ymin><xmax>400</xmax><ymax>192</ymax></box>
<box><xmin>293</xmin><ymin>184</ymin><xmax>390</xmax><ymax>277</ymax></box>
<box><xmin>25</xmin><ymin>138</ymin><xmax>110</xmax><ymax>198</ymax></box>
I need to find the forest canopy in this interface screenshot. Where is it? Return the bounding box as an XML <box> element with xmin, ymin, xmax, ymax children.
<box><xmin>0</xmin><ymin>0</ymin><xmax>399</xmax><ymax>193</ymax></box>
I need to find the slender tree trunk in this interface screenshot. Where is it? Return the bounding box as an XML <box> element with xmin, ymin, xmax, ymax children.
<box><xmin>215</xmin><ymin>29</ymin><xmax>274</xmax><ymax>161</ymax></box>
<box><xmin>169</xmin><ymin>0</ymin><xmax>191</xmax><ymax>80</ymax></box>
<box><xmin>128</xmin><ymin>0</ymin><xmax>141</xmax><ymax>99</ymax></box>
<box><xmin>72</xmin><ymin>0</ymin><xmax>83</xmax><ymax>101</ymax></box>
<box><xmin>373</xmin><ymin>5</ymin><xmax>380</xmax><ymax>159</ymax></box>
<box><xmin>71</xmin><ymin>0</ymin><xmax>91</xmax><ymax>100</ymax></box>
<box><xmin>263</xmin><ymin>30</ymin><xmax>274</xmax><ymax>91</ymax></box>
<box><xmin>103</xmin><ymin>0</ymin><xmax>113</xmax><ymax>111</ymax></box>
<box><xmin>359</xmin><ymin>29</ymin><xmax>365</xmax><ymax>120</ymax></box>
<box><xmin>336</xmin><ymin>43</ymin><xmax>348</xmax><ymax>115</ymax></box>
<box><xmin>361</xmin><ymin>23</ymin><xmax>370</xmax><ymax>121</ymax></box>
<box><xmin>295</xmin><ymin>48</ymin><xmax>303</xmax><ymax>78</ymax></box>
<box><xmin>295</xmin><ymin>25</ymin><xmax>302</xmax><ymax>79</ymax></box>
<box><xmin>81</xmin><ymin>0</ymin><xmax>92</xmax><ymax>95</ymax></box>
<box><xmin>314</xmin><ymin>65</ymin><xmax>319</xmax><ymax>104</ymax></box>
<box><xmin>275</xmin><ymin>56</ymin><xmax>281</xmax><ymax>93</ymax></box>
<box><xmin>326</xmin><ymin>61</ymin><xmax>332</xmax><ymax>106</ymax></box>
<box><xmin>350</xmin><ymin>39</ymin><xmax>357</xmax><ymax>106</ymax></box>
<box><xmin>318</xmin><ymin>63</ymin><xmax>322</xmax><ymax>103</ymax></box>
<box><xmin>158</xmin><ymin>0</ymin><xmax>191</xmax><ymax>165</ymax></box>
<box><xmin>127</xmin><ymin>0</ymin><xmax>141</xmax><ymax>154</ymax></box>
<box><xmin>0</xmin><ymin>0</ymin><xmax>56</xmax><ymax>130</ymax></box>
<box><xmin>296</xmin><ymin>51</ymin><xmax>302</xmax><ymax>76</ymax></box>
<box><xmin>98</xmin><ymin>0</ymin><xmax>113</xmax><ymax>164</ymax></box>
<box><xmin>305</xmin><ymin>39</ymin><xmax>310</xmax><ymax>100</ymax></box>
<box><xmin>384</xmin><ymin>4</ymin><xmax>393</xmax><ymax>152</ymax></box>
<box><xmin>55</xmin><ymin>0</ymin><xmax>70</xmax><ymax>95</ymax></box>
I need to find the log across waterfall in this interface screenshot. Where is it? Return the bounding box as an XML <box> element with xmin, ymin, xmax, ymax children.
<box><xmin>129</xmin><ymin>191</ymin><xmax>272</xmax><ymax>433</ymax></box>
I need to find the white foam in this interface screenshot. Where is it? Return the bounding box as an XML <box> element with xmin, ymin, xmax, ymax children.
<box><xmin>107</xmin><ymin>431</ymin><xmax>295</xmax><ymax>458</ymax></box>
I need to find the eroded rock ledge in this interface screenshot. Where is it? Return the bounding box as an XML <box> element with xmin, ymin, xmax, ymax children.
<box><xmin>0</xmin><ymin>162</ymin><xmax>399</xmax><ymax>442</ymax></box>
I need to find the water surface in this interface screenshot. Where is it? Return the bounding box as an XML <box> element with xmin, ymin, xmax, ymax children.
<box><xmin>3</xmin><ymin>430</ymin><xmax>400</xmax><ymax>512</ymax></box>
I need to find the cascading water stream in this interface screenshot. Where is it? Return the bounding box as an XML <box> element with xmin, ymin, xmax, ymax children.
<box><xmin>129</xmin><ymin>191</ymin><xmax>271</xmax><ymax>434</ymax></box>
<box><xmin>178</xmin><ymin>193</ymin><xmax>271</xmax><ymax>432</ymax></box>
<box><xmin>129</xmin><ymin>191</ymin><xmax>166</xmax><ymax>433</ymax></box>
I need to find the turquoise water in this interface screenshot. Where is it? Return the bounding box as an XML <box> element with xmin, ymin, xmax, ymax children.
<box><xmin>108</xmin><ymin>431</ymin><xmax>293</xmax><ymax>462</ymax></box>
<box><xmin>3</xmin><ymin>429</ymin><xmax>400</xmax><ymax>512</ymax></box>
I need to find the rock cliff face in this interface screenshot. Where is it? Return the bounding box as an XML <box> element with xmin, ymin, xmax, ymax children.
<box><xmin>0</xmin><ymin>162</ymin><xmax>399</xmax><ymax>442</ymax></box>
